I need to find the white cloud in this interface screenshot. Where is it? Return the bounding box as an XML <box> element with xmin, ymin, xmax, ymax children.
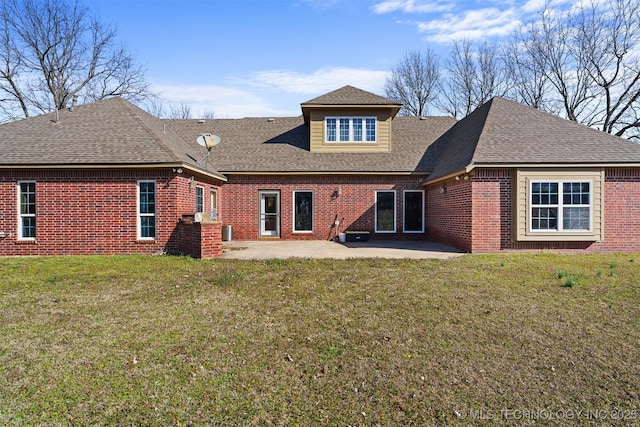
<box><xmin>152</xmin><ymin>84</ymin><xmax>297</xmax><ymax>119</ymax></box>
<box><xmin>521</xmin><ymin>0</ymin><xmax>575</xmax><ymax>14</ymax></box>
<box><xmin>371</xmin><ymin>0</ymin><xmax>454</xmax><ymax>14</ymax></box>
<box><xmin>150</xmin><ymin>67</ymin><xmax>389</xmax><ymax>118</ymax></box>
<box><xmin>416</xmin><ymin>7</ymin><xmax>521</xmax><ymax>42</ymax></box>
<box><xmin>244</xmin><ymin>67</ymin><xmax>389</xmax><ymax>95</ymax></box>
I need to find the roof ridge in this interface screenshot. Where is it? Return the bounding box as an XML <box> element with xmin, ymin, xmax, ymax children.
<box><xmin>469</xmin><ymin>97</ymin><xmax>497</xmax><ymax>165</ymax></box>
<box><xmin>118</xmin><ymin>98</ymin><xmax>182</xmax><ymax>162</ymax></box>
<box><xmin>301</xmin><ymin>85</ymin><xmax>400</xmax><ymax>105</ymax></box>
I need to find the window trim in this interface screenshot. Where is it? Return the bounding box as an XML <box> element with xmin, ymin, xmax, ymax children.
<box><xmin>375</xmin><ymin>190</ymin><xmax>396</xmax><ymax>233</ymax></box>
<box><xmin>325</xmin><ymin>116</ymin><xmax>377</xmax><ymax>143</ymax></box>
<box><xmin>529</xmin><ymin>180</ymin><xmax>593</xmax><ymax>233</ymax></box>
<box><xmin>17</xmin><ymin>181</ymin><xmax>36</xmax><ymax>240</ymax></box>
<box><xmin>137</xmin><ymin>180</ymin><xmax>156</xmax><ymax>240</ymax></box>
<box><xmin>292</xmin><ymin>190</ymin><xmax>314</xmax><ymax>233</ymax></box>
<box><xmin>210</xmin><ymin>188</ymin><xmax>218</xmax><ymax>220</ymax></box>
<box><xmin>403</xmin><ymin>190</ymin><xmax>425</xmax><ymax>233</ymax></box>
<box><xmin>515</xmin><ymin>169</ymin><xmax>604</xmax><ymax>242</ymax></box>
<box><xmin>195</xmin><ymin>185</ymin><xmax>205</xmax><ymax>213</ymax></box>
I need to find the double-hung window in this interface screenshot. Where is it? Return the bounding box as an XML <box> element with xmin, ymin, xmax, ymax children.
<box><xmin>18</xmin><ymin>181</ymin><xmax>36</xmax><ymax>239</ymax></box>
<box><xmin>196</xmin><ymin>186</ymin><xmax>204</xmax><ymax>213</ymax></box>
<box><xmin>326</xmin><ymin>117</ymin><xmax>376</xmax><ymax>142</ymax></box>
<box><xmin>138</xmin><ymin>181</ymin><xmax>156</xmax><ymax>239</ymax></box>
<box><xmin>530</xmin><ymin>181</ymin><xmax>591</xmax><ymax>232</ymax></box>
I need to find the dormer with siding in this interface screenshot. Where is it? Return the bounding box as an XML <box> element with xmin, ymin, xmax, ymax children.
<box><xmin>301</xmin><ymin>85</ymin><xmax>401</xmax><ymax>153</ymax></box>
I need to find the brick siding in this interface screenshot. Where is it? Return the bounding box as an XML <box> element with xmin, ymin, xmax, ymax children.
<box><xmin>221</xmin><ymin>174</ymin><xmax>427</xmax><ymax>241</ymax></box>
<box><xmin>425</xmin><ymin>176</ymin><xmax>473</xmax><ymax>252</ymax></box>
<box><xmin>4</xmin><ymin>167</ymin><xmax>640</xmax><ymax>257</ymax></box>
<box><xmin>426</xmin><ymin>168</ymin><xmax>640</xmax><ymax>254</ymax></box>
<box><xmin>0</xmin><ymin>169</ymin><xmax>223</xmax><ymax>257</ymax></box>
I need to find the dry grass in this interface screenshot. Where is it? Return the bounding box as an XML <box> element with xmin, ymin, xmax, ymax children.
<box><xmin>0</xmin><ymin>254</ymin><xmax>639</xmax><ymax>425</ymax></box>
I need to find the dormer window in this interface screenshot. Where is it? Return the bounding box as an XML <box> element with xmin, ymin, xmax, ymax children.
<box><xmin>325</xmin><ymin>117</ymin><xmax>377</xmax><ymax>143</ymax></box>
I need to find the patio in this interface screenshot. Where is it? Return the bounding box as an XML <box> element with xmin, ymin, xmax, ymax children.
<box><xmin>221</xmin><ymin>240</ymin><xmax>464</xmax><ymax>260</ymax></box>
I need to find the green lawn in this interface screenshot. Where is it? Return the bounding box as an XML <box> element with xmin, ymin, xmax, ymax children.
<box><xmin>1</xmin><ymin>254</ymin><xmax>639</xmax><ymax>425</ymax></box>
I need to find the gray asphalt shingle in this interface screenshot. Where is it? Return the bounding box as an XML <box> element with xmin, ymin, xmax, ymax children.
<box><xmin>0</xmin><ymin>97</ymin><xmax>223</xmax><ymax>178</ymax></box>
<box><xmin>2</xmin><ymin>91</ymin><xmax>640</xmax><ymax>182</ymax></box>
<box><xmin>427</xmin><ymin>97</ymin><xmax>640</xmax><ymax>181</ymax></box>
<box><xmin>301</xmin><ymin>85</ymin><xmax>401</xmax><ymax>106</ymax></box>
<box><xmin>168</xmin><ymin>115</ymin><xmax>456</xmax><ymax>173</ymax></box>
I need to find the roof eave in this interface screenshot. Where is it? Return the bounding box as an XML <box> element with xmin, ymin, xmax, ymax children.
<box><xmin>301</xmin><ymin>103</ymin><xmax>402</xmax><ymax>123</ymax></box>
<box><xmin>221</xmin><ymin>170</ymin><xmax>426</xmax><ymax>176</ymax></box>
<box><xmin>0</xmin><ymin>162</ymin><xmax>228</xmax><ymax>182</ymax></box>
<box><xmin>424</xmin><ymin>162</ymin><xmax>640</xmax><ymax>184</ymax></box>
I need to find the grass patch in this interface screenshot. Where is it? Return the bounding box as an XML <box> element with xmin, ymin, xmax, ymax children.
<box><xmin>1</xmin><ymin>254</ymin><xmax>639</xmax><ymax>425</ymax></box>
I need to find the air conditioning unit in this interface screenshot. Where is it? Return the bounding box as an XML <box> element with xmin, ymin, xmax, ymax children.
<box><xmin>193</xmin><ymin>212</ymin><xmax>211</xmax><ymax>223</ymax></box>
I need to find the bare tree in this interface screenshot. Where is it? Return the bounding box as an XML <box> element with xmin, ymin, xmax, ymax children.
<box><xmin>502</xmin><ymin>33</ymin><xmax>552</xmax><ymax>111</ymax></box>
<box><xmin>384</xmin><ymin>49</ymin><xmax>440</xmax><ymax>116</ymax></box>
<box><xmin>0</xmin><ymin>0</ymin><xmax>151</xmax><ymax>121</ymax></box>
<box><xmin>200</xmin><ymin>110</ymin><xmax>215</xmax><ymax>120</ymax></box>
<box><xmin>145</xmin><ymin>99</ymin><xmax>215</xmax><ymax>120</ymax></box>
<box><xmin>167</xmin><ymin>101</ymin><xmax>192</xmax><ymax>120</ymax></box>
<box><xmin>518</xmin><ymin>0</ymin><xmax>640</xmax><ymax>139</ymax></box>
<box><xmin>438</xmin><ymin>40</ymin><xmax>510</xmax><ymax>118</ymax></box>
<box><xmin>574</xmin><ymin>0</ymin><xmax>640</xmax><ymax>139</ymax></box>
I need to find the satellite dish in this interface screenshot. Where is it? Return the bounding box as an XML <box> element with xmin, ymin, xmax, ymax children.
<box><xmin>196</xmin><ymin>133</ymin><xmax>221</xmax><ymax>151</ymax></box>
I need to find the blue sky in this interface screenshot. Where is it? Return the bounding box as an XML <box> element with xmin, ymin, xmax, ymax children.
<box><xmin>85</xmin><ymin>0</ymin><xmax>550</xmax><ymax>118</ymax></box>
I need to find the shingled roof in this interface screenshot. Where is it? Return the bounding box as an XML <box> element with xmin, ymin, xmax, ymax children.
<box><xmin>301</xmin><ymin>86</ymin><xmax>402</xmax><ymax>123</ymax></box>
<box><xmin>301</xmin><ymin>85</ymin><xmax>401</xmax><ymax>106</ymax></box>
<box><xmin>3</xmin><ymin>89</ymin><xmax>640</xmax><ymax>182</ymax></box>
<box><xmin>427</xmin><ymin>97</ymin><xmax>640</xmax><ymax>182</ymax></box>
<box><xmin>0</xmin><ymin>97</ymin><xmax>225</xmax><ymax>180</ymax></box>
<box><xmin>167</xmin><ymin>115</ymin><xmax>456</xmax><ymax>174</ymax></box>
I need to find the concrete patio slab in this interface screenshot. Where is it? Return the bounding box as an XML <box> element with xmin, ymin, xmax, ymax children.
<box><xmin>221</xmin><ymin>240</ymin><xmax>464</xmax><ymax>260</ymax></box>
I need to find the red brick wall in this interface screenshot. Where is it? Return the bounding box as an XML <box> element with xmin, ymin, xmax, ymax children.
<box><xmin>0</xmin><ymin>169</ymin><xmax>223</xmax><ymax>257</ymax></box>
<box><xmin>471</xmin><ymin>169</ymin><xmax>512</xmax><ymax>252</ymax></box>
<box><xmin>425</xmin><ymin>177</ymin><xmax>473</xmax><ymax>252</ymax></box>
<box><xmin>595</xmin><ymin>169</ymin><xmax>640</xmax><ymax>252</ymax></box>
<box><xmin>176</xmin><ymin>222</ymin><xmax>222</xmax><ymax>259</ymax></box>
<box><xmin>426</xmin><ymin>168</ymin><xmax>640</xmax><ymax>254</ymax></box>
<box><xmin>221</xmin><ymin>174</ymin><xmax>426</xmax><ymax>240</ymax></box>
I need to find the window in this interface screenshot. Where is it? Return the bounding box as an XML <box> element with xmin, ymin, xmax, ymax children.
<box><xmin>375</xmin><ymin>191</ymin><xmax>396</xmax><ymax>233</ymax></box>
<box><xmin>530</xmin><ymin>181</ymin><xmax>591</xmax><ymax>232</ymax></box>
<box><xmin>196</xmin><ymin>186</ymin><xmax>204</xmax><ymax>213</ymax></box>
<box><xmin>403</xmin><ymin>190</ymin><xmax>424</xmax><ymax>233</ymax></box>
<box><xmin>365</xmin><ymin>118</ymin><xmax>376</xmax><ymax>142</ymax></box>
<box><xmin>293</xmin><ymin>191</ymin><xmax>313</xmax><ymax>232</ymax></box>
<box><xmin>138</xmin><ymin>181</ymin><xmax>156</xmax><ymax>239</ymax></box>
<box><xmin>325</xmin><ymin>117</ymin><xmax>377</xmax><ymax>142</ymax></box>
<box><xmin>210</xmin><ymin>189</ymin><xmax>218</xmax><ymax>220</ymax></box>
<box><xmin>18</xmin><ymin>181</ymin><xmax>36</xmax><ymax>239</ymax></box>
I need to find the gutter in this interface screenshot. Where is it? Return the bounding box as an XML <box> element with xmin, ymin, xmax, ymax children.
<box><xmin>423</xmin><ymin>162</ymin><xmax>640</xmax><ymax>185</ymax></box>
<box><xmin>0</xmin><ymin>162</ymin><xmax>228</xmax><ymax>182</ymax></box>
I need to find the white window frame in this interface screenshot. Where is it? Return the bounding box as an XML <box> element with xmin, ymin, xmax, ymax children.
<box><xmin>17</xmin><ymin>181</ymin><xmax>36</xmax><ymax>240</ymax></box>
<box><xmin>195</xmin><ymin>185</ymin><xmax>205</xmax><ymax>213</ymax></box>
<box><xmin>325</xmin><ymin>117</ymin><xmax>377</xmax><ymax>143</ymax></box>
<box><xmin>137</xmin><ymin>180</ymin><xmax>156</xmax><ymax>240</ymax></box>
<box><xmin>403</xmin><ymin>190</ymin><xmax>425</xmax><ymax>233</ymax></box>
<box><xmin>210</xmin><ymin>189</ymin><xmax>218</xmax><ymax>220</ymax></box>
<box><xmin>529</xmin><ymin>180</ymin><xmax>593</xmax><ymax>233</ymax></box>
<box><xmin>293</xmin><ymin>190</ymin><xmax>314</xmax><ymax>233</ymax></box>
<box><xmin>375</xmin><ymin>190</ymin><xmax>396</xmax><ymax>233</ymax></box>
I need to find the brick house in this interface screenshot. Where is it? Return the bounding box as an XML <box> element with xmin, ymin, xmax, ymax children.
<box><xmin>0</xmin><ymin>98</ymin><xmax>226</xmax><ymax>258</ymax></box>
<box><xmin>2</xmin><ymin>85</ymin><xmax>640</xmax><ymax>257</ymax></box>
